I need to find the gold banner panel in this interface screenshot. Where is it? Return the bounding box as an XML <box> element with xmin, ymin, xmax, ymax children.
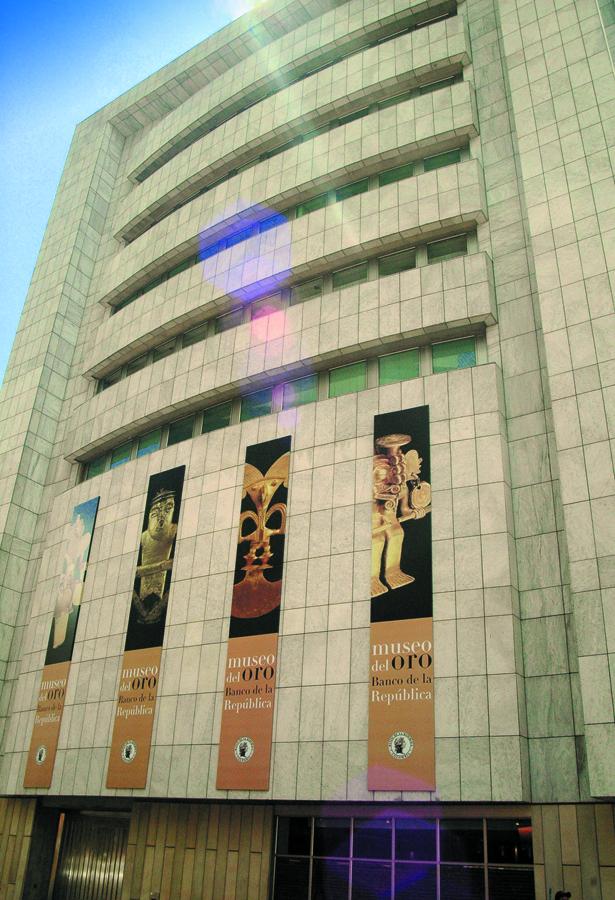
<box><xmin>367</xmin><ymin>406</ymin><xmax>435</xmax><ymax>791</ymax></box>
<box><xmin>25</xmin><ymin>496</ymin><xmax>100</xmax><ymax>789</ymax></box>
<box><xmin>216</xmin><ymin>436</ymin><xmax>291</xmax><ymax>790</ymax></box>
<box><xmin>107</xmin><ymin>466</ymin><xmax>185</xmax><ymax>789</ymax></box>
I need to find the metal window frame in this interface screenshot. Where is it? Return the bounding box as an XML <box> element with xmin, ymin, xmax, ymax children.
<box><xmin>272</xmin><ymin>814</ymin><xmax>535</xmax><ymax>900</ymax></box>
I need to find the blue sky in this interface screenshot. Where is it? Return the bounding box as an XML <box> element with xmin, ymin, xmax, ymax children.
<box><xmin>0</xmin><ymin>0</ymin><xmax>256</xmax><ymax>383</ymax></box>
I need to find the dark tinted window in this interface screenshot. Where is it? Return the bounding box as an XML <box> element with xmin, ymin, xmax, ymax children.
<box><xmin>240</xmin><ymin>388</ymin><xmax>273</xmax><ymax>421</ymax></box>
<box><xmin>167</xmin><ymin>415</ymin><xmax>195</xmax><ymax>445</ymax></box>
<box><xmin>440</xmin><ymin>820</ymin><xmax>484</xmax><ymax>863</ymax></box>
<box><xmin>353</xmin><ymin>818</ymin><xmax>392</xmax><ymax>860</ymax></box>
<box><xmin>351</xmin><ymin>860</ymin><xmax>391</xmax><ymax>898</ymax></box>
<box><xmin>311</xmin><ymin>859</ymin><xmax>349</xmax><ymax>900</ymax></box>
<box><xmin>395</xmin><ymin>863</ymin><xmax>437</xmax><ymax>899</ymax></box>
<box><xmin>273</xmin><ymin>858</ymin><xmax>309</xmax><ymax>900</ymax></box>
<box><xmin>487</xmin><ymin>820</ymin><xmax>533</xmax><ymax>865</ymax></box>
<box><xmin>313</xmin><ymin>818</ymin><xmax>350</xmax><ymax>858</ymax></box>
<box><xmin>395</xmin><ymin>819</ymin><xmax>437</xmax><ymax>861</ymax></box>
<box><xmin>202</xmin><ymin>401</ymin><xmax>233</xmax><ymax>434</ymax></box>
<box><xmin>277</xmin><ymin>817</ymin><xmax>312</xmax><ymax>856</ymax></box>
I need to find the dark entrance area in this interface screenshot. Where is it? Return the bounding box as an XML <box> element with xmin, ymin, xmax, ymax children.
<box><xmin>49</xmin><ymin>811</ymin><xmax>129</xmax><ymax>899</ymax></box>
<box><xmin>23</xmin><ymin>806</ymin><xmax>130</xmax><ymax>900</ymax></box>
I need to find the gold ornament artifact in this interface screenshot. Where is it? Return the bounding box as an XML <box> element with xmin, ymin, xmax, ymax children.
<box><xmin>132</xmin><ymin>488</ymin><xmax>177</xmax><ymax>624</ymax></box>
<box><xmin>371</xmin><ymin>433</ymin><xmax>431</xmax><ymax>598</ymax></box>
<box><xmin>232</xmin><ymin>452</ymin><xmax>289</xmax><ymax>618</ymax></box>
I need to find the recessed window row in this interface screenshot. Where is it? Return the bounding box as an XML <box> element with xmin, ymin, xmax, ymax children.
<box><xmin>98</xmin><ymin>231</ymin><xmax>472</xmax><ymax>392</ymax></box>
<box><xmin>114</xmin><ymin>135</ymin><xmax>466</xmax><ymax>313</ymax></box>
<box><xmin>125</xmin><ymin>72</ymin><xmax>463</xmax><ymax>246</ymax></box>
<box><xmin>133</xmin><ymin>3</ymin><xmax>457</xmax><ymax>185</ymax></box>
<box><xmin>84</xmin><ymin>335</ymin><xmax>477</xmax><ymax>480</ymax></box>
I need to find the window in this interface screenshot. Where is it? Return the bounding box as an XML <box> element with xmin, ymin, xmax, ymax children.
<box><xmin>202</xmin><ymin>401</ymin><xmax>233</xmax><ymax>434</ymax></box>
<box><xmin>260</xmin><ymin>212</ymin><xmax>286</xmax><ymax>232</ymax></box>
<box><xmin>336</xmin><ymin>178</ymin><xmax>369</xmax><ymax>202</ymax></box>
<box><xmin>432</xmin><ymin>337</ymin><xmax>476</xmax><ymax>373</ymax></box>
<box><xmin>240</xmin><ymin>387</ymin><xmax>273</xmax><ymax>421</ymax></box>
<box><xmin>182</xmin><ymin>321</ymin><xmax>209</xmax><ymax>348</ymax></box>
<box><xmin>302</xmin><ymin>125</ymin><xmax>329</xmax><ymax>142</ymax></box>
<box><xmin>332</xmin><ymin>261</ymin><xmax>369</xmax><ymax>290</ymax></box>
<box><xmin>418</xmin><ymin>74</ymin><xmax>459</xmax><ymax>95</ymax></box>
<box><xmin>282</xmin><ymin>374</ymin><xmax>319</xmax><ymax>409</ymax></box>
<box><xmin>290</xmin><ymin>277</ymin><xmax>323</xmax><ymax>305</ymax></box>
<box><xmin>379</xmin><ymin>349</ymin><xmax>419</xmax><ymax>385</ymax></box>
<box><xmin>215</xmin><ymin>308</ymin><xmax>244</xmax><ymax>334</ymax></box>
<box><xmin>167</xmin><ymin>415</ymin><xmax>195</xmax><ymax>445</ymax></box>
<box><xmin>153</xmin><ymin>340</ymin><xmax>175</xmax><ymax>362</ymax></box>
<box><xmin>109</xmin><ymin>442</ymin><xmax>132</xmax><ymax>469</ymax></box>
<box><xmin>426</xmin><ymin>233</ymin><xmax>468</xmax><ymax>263</ymax></box>
<box><xmin>125</xmin><ymin>353</ymin><xmax>149</xmax><ymax>377</ymax></box>
<box><xmin>85</xmin><ymin>455</ymin><xmax>107</xmax><ymax>479</ymax></box>
<box><xmin>226</xmin><ymin>224</ymin><xmax>257</xmax><ymax>247</ymax></box>
<box><xmin>378</xmin><ymin>248</ymin><xmax>416</xmax><ymax>277</ymax></box>
<box><xmin>98</xmin><ymin>368</ymin><xmax>122</xmax><ymax>392</ymax></box>
<box><xmin>136</xmin><ymin>428</ymin><xmax>162</xmax><ymax>458</ymax></box>
<box><xmin>329</xmin><ymin>361</ymin><xmax>366</xmax><ymax>398</ymax></box>
<box><xmin>296</xmin><ymin>193</ymin><xmax>328</xmax><ymax>218</ymax></box>
<box><xmin>378</xmin><ymin>90</ymin><xmax>413</xmax><ymax>110</ymax></box>
<box><xmin>273</xmin><ymin>816</ymin><xmax>535</xmax><ymax>900</ymax></box>
<box><xmin>166</xmin><ymin>256</ymin><xmax>195</xmax><ymax>279</ymax></box>
<box><xmin>423</xmin><ymin>147</ymin><xmax>462</xmax><ymax>172</ymax></box>
<box><xmin>200</xmin><ymin>240</ymin><xmax>222</xmax><ymax>260</ymax></box>
<box><xmin>487</xmin><ymin>819</ymin><xmax>533</xmax><ymax>865</ymax></box>
<box><xmin>378</xmin><ymin>162</ymin><xmax>414</xmax><ymax>187</ymax></box>
<box><xmin>336</xmin><ymin>107</ymin><xmax>370</xmax><ymax>127</ymax></box>
<box><xmin>250</xmin><ymin>294</ymin><xmax>284</xmax><ymax>320</ymax></box>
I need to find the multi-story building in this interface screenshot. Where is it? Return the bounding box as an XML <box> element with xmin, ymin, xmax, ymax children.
<box><xmin>0</xmin><ymin>0</ymin><xmax>614</xmax><ymax>897</ymax></box>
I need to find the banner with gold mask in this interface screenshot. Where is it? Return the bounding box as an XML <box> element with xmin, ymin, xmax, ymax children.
<box><xmin>25</xmin><ymin>496</ymin><xmax>100</xmax><ymax>788</ymax></box>
<box><xmin>107</xmin><ymin>466</ymin><xmax>185</xmax><ymax>788</ymax></box>
<box><xmin>368</xmin><ymin>406</ymin><xmax>434</xmax><ymax>791</ymax></box>
<box><xmin>216</xmin><ymin>436</ymin><xmax>291</xmax><ymax>789</ymax></box>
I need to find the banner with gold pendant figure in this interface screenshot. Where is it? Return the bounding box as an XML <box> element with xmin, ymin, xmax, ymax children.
<box><xmin>216</xmin><ymin>436</ymin><xmax>291</xmax><ymax>790</ymax></box>
<box><xmin>368</xmin><ymin>406</ymin><xmax>434</xmax><ymax>791</ymax></box>
<box><xmin>107</xmin><ymin>466</ymin><xmax>185</xmax><ymax>789</ymax></box>
<box><xmin>25</xmin><ymin>496</ymin><xmax>100</xmax><ymax>788</ymax></box>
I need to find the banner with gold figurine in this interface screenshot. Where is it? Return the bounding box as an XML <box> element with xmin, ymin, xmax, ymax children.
<box><xmin>216</xmin><ymin>436</ymin><xmax>291</xmax><ymax>790</ymax></box>
<box><xmin>368</xmin><ymin>406</ymin><xmax>434</xmax><ymax>791</ymax></box>
<box><xmin>25</xmin><ymin>496</ymin><xmax>100</xmax><ymax>788</ymax></box>
<box><xmin>107</xmin><ymin>466</ymin><xmax>185</xmax><ymax>789</ymax></box>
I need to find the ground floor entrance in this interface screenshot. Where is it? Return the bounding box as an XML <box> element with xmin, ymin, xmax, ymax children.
<box><xmin>2</xmin><ymin>798</ymin><xmax>613</xmax><ymax>898</ymax></box>
<box><xmin>49</xmin><ymin>811</ymin><xmax>129</xmax><ymax>899</ymax></box>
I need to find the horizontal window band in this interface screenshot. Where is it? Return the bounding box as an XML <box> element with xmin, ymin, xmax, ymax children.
<box><xmin>117</xmin><ymin>67</ymin><xmax>465</xmax><ymax>245</ymax></box>
<box><xmin>95</xmin><ymin>232</ymin><xmax>475</xmax><ymax>389</ymax></box>
<box><xmin>109</xmin><ymin>138</ymin><xmax>468</xmax><ymax>315</ymax></box>
<box><xmin>128</xmin><ymin>2</ymin><xmax>458</xmax><ymax>186</ymax></box>
<box><xmin>78</xmin><ymin>332</ymin><xmax>481</xmax><ymax>480</ymax></box>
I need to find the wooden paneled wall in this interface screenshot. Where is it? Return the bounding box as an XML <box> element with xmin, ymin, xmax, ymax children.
<box><xmin>0</xmin><ymin>797</ymin><xmax>36</xmax><ymax>899</ymax></box>
<box><xmin>532</xmin><ymin>804</ymin><xmax>615</xmax><ymax>899</ymax></box>
<box><xmin>121</xmin><ymin>803</ymin><xmax>273</xmax><ymax>900</ymax></box>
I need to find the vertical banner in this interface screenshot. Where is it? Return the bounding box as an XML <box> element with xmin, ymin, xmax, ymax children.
<box><xmin>368</xmin><ymin>406</ymin><xmax>434</xmax><ymax>791</ymax></box>
<box><xmin>216</xmin><ymin>436</ymin><xmax>291</xmax><ymax>790</ymax></box>
<box><xmin>24</xmin><ymin>496</ymin><xmax>100</xmax><ymax>788</ymax></box>
<box><xmin>106</xmin><ymin>466</ymin><xmax>185</xmax><ymax>789</ymax></box>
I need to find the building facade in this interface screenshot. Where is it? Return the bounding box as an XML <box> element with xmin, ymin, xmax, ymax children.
<box><xmin>0</xmin><ymin>0</ymin><xmax>614</xmax><ymax>897</ymax></box>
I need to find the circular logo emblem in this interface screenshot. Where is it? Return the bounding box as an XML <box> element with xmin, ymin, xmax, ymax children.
<box><xmin>121</xmin><ymin>740</ymin><xmax>137</xmax><ymax>763</ymax></box>
<box><xmin>234</xmin><ymin>737</ymin><xmax>254</xmax><ymax>763</ymax></box>
<box><xmin>35</xmin><ymin>745</ymin><xmax>47</xmax><ymax>765</ymax></box>
<box><xmin>388</xmin><ymin>731</ymin><xmax>414</xmax><ymax>759</ymax></box>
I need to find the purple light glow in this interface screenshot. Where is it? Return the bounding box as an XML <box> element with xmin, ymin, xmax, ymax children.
<box><xmin>197</xmin><ymin>202</ymin><xmax>292</xmax><ymax>306</ymax></box>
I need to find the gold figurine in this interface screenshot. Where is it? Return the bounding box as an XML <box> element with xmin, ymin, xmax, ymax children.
<box><xmin>371</xmin><ymin>434</ymin><xmax>431</xmax><ymax>598</ymax></box>
<box><xmin>232</xmin><ymin>452</ymin><xmax>289</xmax><ymax>618</ymax></box>
<box><xmin>132</xmin><ymin>488</ymin><xmax>177</xmax><ymax>624</ymax></box>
